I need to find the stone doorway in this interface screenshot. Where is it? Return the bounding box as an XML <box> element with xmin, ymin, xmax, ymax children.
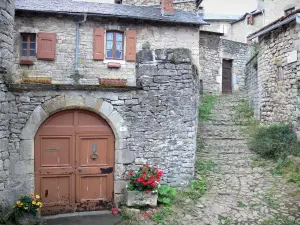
<box><xmin>222</xmin><ymin>59</ymin><xmax>232</xmax><ymax>94</ymax></box>
<box><xmin>34</xmin><ymin>109</ymin><xmax>115</xmax><ymax>215</ymax></box>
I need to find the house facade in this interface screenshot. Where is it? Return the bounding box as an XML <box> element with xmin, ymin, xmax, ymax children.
<box><xmin>0</xmin><ymin>0</ymin><xmax>204</xmax><ymax>215</ymax></box>
<box><xmin>246</xmin><ymin>11</ymin><xmax>300</xmax><ymax>135</ymax></box>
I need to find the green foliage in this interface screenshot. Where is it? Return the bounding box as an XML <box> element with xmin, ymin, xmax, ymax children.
<box><xmin>234</xmin><ymin>99</ymin><xmax>256</xmax><ymax>125</ymax></box>
<box><xmin>184</xmin><ymin>177</ymin><xmax>207</xmax><ymax>199</ymax></box>
<box><xmin>199</xmin><ymin>94</ymin><xmax>218</xmax><ymax>123</ymax></box>
<box><xmin>196</xmin><ymin>160</ymin><xmax>217</xmax><ymax>174</ymax></box>
<box><xmin>237</xmin><ymin>201</ymin><xmax>246</xmax><ymax>207</ymax></box>
<box><xmin>261</xmin><ymin>216</ymin><xmax>300</xmax><ymax>225</ymax></box>
<box><xmin>248</xmin><ymin>124</ymin><xmax>300</xmax><ymax>159</ymax></box>
<box><xmin>0</xmin><ymin>205</ymin><xmax>15</xmax><ymax>225</ymax></box>
<box><xmin>13</xmin><ymin>194</ymin><xmax>42</xmax><ymax>217</ymax></box>
<box><xmin>272</xmin><ymin>158</ymin><xmax>300</xmax><ymax>186</ymax></box>
<box><xmin>158</xmin><ymin>185</ymin><xmax>177</xmax><ymax>205</ymax></box>
<box><xmin>219</xmin><ymin>217</ymin><xmax>233</xmax><ymax>225</ymax></box>
<box><xmin>151</xmin><ymin>207</ymin><xmax>171</xmax><ymax>225</ymax></box>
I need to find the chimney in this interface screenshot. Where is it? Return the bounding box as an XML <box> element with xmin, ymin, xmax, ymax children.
<box><xmin>161</xmin><ymin>0</ymin><xmax>174</xmax><ymax>16</ymax></box>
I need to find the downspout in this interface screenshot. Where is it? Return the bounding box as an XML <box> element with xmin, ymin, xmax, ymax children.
<box><xmin>75</xmin><ymin>14</ymin><xmax>87</xmax><ymax>73</ymax></box>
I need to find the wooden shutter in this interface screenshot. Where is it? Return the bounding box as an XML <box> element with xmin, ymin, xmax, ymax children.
<box><xmin>94</xmin><ymin>28</ymin><xmax>105</xmax><ymax>60</ymax></box>
<box><xmin>126</xmin><ymin>30</ymin><xmax>136</xmax><ymax>62</ymax></box>
<box><xmin>37</xmin><ymin>32</ymin><xmax>56</xmax><ymax>60</ymax></box>
<box><xmin>249</xmin><ymin>15</ymin><xmax>253</xmax><ymax>25</ymax></box>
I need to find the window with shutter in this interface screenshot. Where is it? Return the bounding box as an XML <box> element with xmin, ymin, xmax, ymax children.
<box><xmin>125</xmin><ymin>30</ymin><xmax>136</xmax><ymax>62</ymax></box>
<box><xmin>37</xmin><ymin>32</ymin><xmax>56</xmax><ymax>61</ymax></box>
<box><xmin>94</xmin><ymin>28</ymin><xmax>105</xmax><ymax>60</ymax></box>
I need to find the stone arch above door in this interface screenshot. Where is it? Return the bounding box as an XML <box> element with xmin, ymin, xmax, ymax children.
<box><xmin>20</xmin><ymin>95</ymin><xmax>128</xmax><ymax>150</ymax></box>
<box><xmin>16</xmin><ymin>94</ymin><xmax>133</xmax><ymax>203</ymax></box>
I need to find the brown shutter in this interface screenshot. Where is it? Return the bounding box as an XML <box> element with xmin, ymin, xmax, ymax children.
<box><xmin>249</xmin><ymin>15</ymin><xmax>253</xmax><ymax>25</ymax></box>
<box><xmin>37</xmin><ymin>32</ymin><xmax>56</xmax><ymax>60</ymax></box>
<box><xmin>126</xmin><ymin>30</ymin><xmax>136</xmax><ymax>62</ymax></box>
<box><xmin>94</xmin><ymin>28</ymin><xmax>105</xmax><ymax>60</ymax></box>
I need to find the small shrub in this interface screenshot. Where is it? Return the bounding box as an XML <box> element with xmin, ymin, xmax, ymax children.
<box><xmin>199</xmin><ymin>94</ymin><xmax>218</xmax><ymax>123</ymax></box>
<box><xmin>261</xmin><ymin>216</ymin><xmax>300</xmax><ymax>225</ymax></box>
<box><xmin>196</xmin><ymin>160</ymin><xmax>216</xmax><ymax>174</ymax></box>
<box><xmin>158</xmin><ymin>185</ymin><xmax>177</xmax><ymax>205</ymax></box>
<box><xmin>13</xmin><ymin>193</ymin><xmax>43</xmax><ymax>216</ymax></box>
<box><xmin>248</xmin><ymin>124</ymin><xmax>300</xmax><ymax>159</ymax></box>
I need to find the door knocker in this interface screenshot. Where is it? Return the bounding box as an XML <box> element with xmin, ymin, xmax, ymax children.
<box><xmin>90</xmin><ymin>144</ymin><xmax>99</xmax><ymax>160</ymax></box>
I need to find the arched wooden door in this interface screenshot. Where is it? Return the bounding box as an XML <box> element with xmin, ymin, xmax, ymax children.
<box><xmin>34</xmin><ymin>110</ymin><xmax>115</xmax><ymax>215</ymax></box>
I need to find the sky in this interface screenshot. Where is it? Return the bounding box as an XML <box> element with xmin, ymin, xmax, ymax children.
<box><xmin>202</xmin><ymin>0</ymin><xmax>257</xmax><ymax>15</ymax></box>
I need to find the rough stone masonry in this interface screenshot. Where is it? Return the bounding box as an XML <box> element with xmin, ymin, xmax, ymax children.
<box><xmin>0</xmin><ymin>46</ymin><xmax>199</xmax><ymax>206</ymax></box>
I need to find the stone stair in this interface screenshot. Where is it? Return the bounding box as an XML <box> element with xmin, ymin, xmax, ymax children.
<box><xmin>183</xmin><ymin>92</ymin><xmax>300</xmax><ymax>225</ymax></box>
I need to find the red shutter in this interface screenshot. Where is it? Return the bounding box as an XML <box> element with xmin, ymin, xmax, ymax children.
<box><xmin>249</xmin><ymin>15</ymin><xmax>253</xmax><ymax>25</ymax></box>
<box><xmin>94</xmin><ymin>28</ymin><xmax>105</xmax><ymax>60</ymax></box>
<box><xmin>37</xmin><ymin>32</ymin><xmax>56</xmax><ymax>60</ymax></box>
<box><xmin>126</xmin><ymin>30</ymin><xmax>136</xmax><ymax>62</ymax></box>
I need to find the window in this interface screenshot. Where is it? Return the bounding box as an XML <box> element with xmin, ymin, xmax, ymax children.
<box><xmin>21</xmin><ymin>33</ymin><xmax>36</xmax><ymax>57</ymax></box>
<box><xmin>285</xmin><ymin>7</ymin><xmax>295</xmax><ymax>15</ymax></box>
<box><xmin>106</xmin><ymin>31</ymin><xmax>124</xmax><ymax>60</ymax></box>
<box><xmin>247</xmin><ymin>15</ymin><xmax>253</xmax><ymax>25</ymax></box>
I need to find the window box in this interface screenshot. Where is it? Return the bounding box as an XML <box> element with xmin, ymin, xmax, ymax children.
<box><xmin>19</xmin><ymin>60</ymin><xmax>34</xmax><ymax>65</ymax></box>
<box><xmin>98</xmin><ymin>78</ymin><xmax>127</xmax><ymax>86</ymax></box>
<box><xmin>107</xmin><ymin>62</ymin><xmax>121</xmax><ymax>68</ymax></box>
<box><xmin>22</xmin><ymin>76</ymin><xmax>52</xmax><ymax>84</ymax></box>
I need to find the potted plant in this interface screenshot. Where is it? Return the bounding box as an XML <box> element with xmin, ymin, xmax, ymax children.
<box><xmin>124</xmin><ymin>164</ymin><xmax>163</xmax><ymax>207</ymax></box>
<box><xmin>13</xmin><ymin>193</ymin><xmax>43</xmax><ymax>225</ymax></box>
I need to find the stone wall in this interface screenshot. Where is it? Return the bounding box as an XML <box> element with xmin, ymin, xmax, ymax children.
<box><xmin>245</xmin><ymin>21</ymin><xmax>300</xmax><ymax>133</ymax></box>
<box><xmin>0</xmin><ymin>0</ymin><xmax>15</xmax><ymax>207</ymax></box>
<box><xmin>12</xmin><ymin>13</ymin><xmax>199</xmax><ymax>86</ymax></box>
<box><xmin>264</xmin><ymin>0</ymin><xmax>300</xmax><ymax>25</ymax></box>
<box><xmin>1</xmin><ymin>48</ymin><xmax>199</xmax><ymax>206</ymax></box>
<box><xmin>231</xmin><ymin>13</ymin><xmax>264</xmax><ymax>43</ymax></box>
<box><xmin>199</xmin><ymin>31</ymin><xmax>250</xmax><ymax>94</ymax></box>
<box><xmin>245</xmin><ymin>54</ymin><xmax>260</xmax><ymax>120</ymax></box>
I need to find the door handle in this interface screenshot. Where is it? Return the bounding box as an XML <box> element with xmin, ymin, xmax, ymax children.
<box><xmin>79</xmin><ymin>168</ymin><xmax>83</xmax><ymax>172</ymax></box>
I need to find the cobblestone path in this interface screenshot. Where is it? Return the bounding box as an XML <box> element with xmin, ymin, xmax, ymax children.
<box><xmin>190</xmin><ymin>93</ymin><xmax>300</xmax><ymax>225</ymax></box>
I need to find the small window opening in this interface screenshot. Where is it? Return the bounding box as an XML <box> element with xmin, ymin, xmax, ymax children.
<box><xmin>21</xmin><ymin>33</ymin><xmax>36</xmax><ymax>57</ymax></box>
<box><xmin>106</xmin><ymin>31</ymin><xmax>124</xmax><ymax>60</ymax></box>
<box><xmin>285</xmin><ymin>7</ymin><xmax>295</xmax><ymax>16</ymax></box>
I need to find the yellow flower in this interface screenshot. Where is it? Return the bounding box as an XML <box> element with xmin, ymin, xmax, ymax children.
<box><xmin>20</xmin><ymin>203</ymin><xmax>23</xmax><ymax>206</ymax></box>
<box><xmin>24</xmin><ymin>207</ymin><xmax>28</xmax><ymax>210</ymax></box>
<box><xmin>39</xmin><ymin>203</ymin><xmax>43</xmax><ymax>207</ymax></box>
<box><xmin>36</xmin><ymin>208</ymin><xmax>40</xmax><ymax>211</ymax></box>
<box><xmin>35</xmin><ymin>195</ymin><xmax>40</xmax><ymax>199</ymax></box>
<box><xmin>16</xmin><ymin>201</ymin><xmax>21</xmax><ymax>205</ymax></box>
<box><xmin>32</xmin><ymin>201</ymin><xmax>36</xmax><ymax>205</ymax></box>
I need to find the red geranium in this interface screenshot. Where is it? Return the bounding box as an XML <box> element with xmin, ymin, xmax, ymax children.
<box><xmin>125</xmin><ymin>164</ymin><xmax>163</xmax><ymax>192</ymax></box>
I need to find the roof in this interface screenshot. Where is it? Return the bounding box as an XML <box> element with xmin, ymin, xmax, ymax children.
<box><xmin>248</xmin><ymin>9</ymin><xmax>300</xmax><ymax>40</ymax></box>
<box><xmin>231</xmin><ymin>9</ymin><xmax>264</xmax><ymax>24</ymax></box>
<box><xmin>203</xmin><ymin>13</ymin><xmax>241</xmax><ymax>21</ymax></box>
<box><xmin>15</xmin><ymin>0</ymin><xmax>206</xmax><ymax>25</ymax></box>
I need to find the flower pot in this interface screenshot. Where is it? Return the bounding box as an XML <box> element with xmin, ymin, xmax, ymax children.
<box><xmin>15</xmin><ymin>213</ymin><xmax>41</xmax><ymax>225</ymax></box>
<box><xmin>98</xmin><ymin>78</ymin><xmax>127</xmax><ymax>86</ymax></box>
<box><xmin>22</xmin><ymin>76</ymin><xmax>52</xmax><ymax>84</ymax></box>
<box><xmin>124</xmin><ymin>189</ymin><xmax>158</xmax><ymax>207</ymax></box>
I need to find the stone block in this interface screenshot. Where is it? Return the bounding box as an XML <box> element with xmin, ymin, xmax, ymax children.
<box><xmin>20</xmin><ymin>106</ymin><xmax>48</xmax><ymax>140</ymax></box>
<box><xmin>115</xmin><ymin>150</ymin><xmax>134</xmax><ymax>164</ymax></box>
<box><xmin>19</xmin><ymin>140</ymin><xmax>34</xmax><ymax>160</ymax></box>
<box><xmin>124</xmin><ymin>189</ymin><xmax>158</xmax><ymax>207</ymax></box>
<box><xmin>100</xmin><ymin>101</ymin><xmax>114</xmax><ymax>117</ymax></box>
<box><xmin>114</xmin><ymin>180</ymin><xmax>127</xmax><ymax>194</ymax></box>
<box><xmin>84</xmin><ymin>96</ymin><xmax>103</xmax><ymax>111</ymax></box>
<box><xmin>42</xmin><ymin>95</ymin><xmax>66</xmax><ymax>115</ymax></box>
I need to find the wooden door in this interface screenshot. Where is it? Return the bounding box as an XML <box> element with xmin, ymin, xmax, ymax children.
<box><xmin>35</xmin><ymin>110</ymin><xmax>114</xmax><ymax>215</ymax></box>
<box><xmin>222</xmin><ymin>59</ymin><xmax>232</xmax><ymax>94</ymax></box>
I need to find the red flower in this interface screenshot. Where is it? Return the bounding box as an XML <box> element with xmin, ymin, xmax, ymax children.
<box><xmin>137</xmin><ymin>178</ymin><xmax>142</xmax><ymax>183</ymax></box>
<box><xmin>129</xmin><ymin>170</ymin><xmax>133</xmax><ymax>176</ymax></box>
<box><xmin>125</xmin><ymin>177</ymin><xmax>129</xmax><ymax>181</ymax></box>
<box><xmin>151</xmin><ymin>183</ymin><xmax>157</xmax><ymax>188</ymax></box>
<box><xmin>146</xmin><ymin>190</ymin><xmax>151</xmax><ymax>194</ymax></box>
<box><xmin>111</xmin><ymin>208</ymin><xmax>119</xmax><ymax>215</ymax></box>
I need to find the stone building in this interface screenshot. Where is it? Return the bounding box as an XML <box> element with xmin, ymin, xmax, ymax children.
<box><xmin>0</xmin><ymin>0</ymin><xmax>205</xmax><ymax>215</ymax></box>
<box><xmin>246</xmin><ymin>10</ymin><xmax>300</xmax><ymax>135</ymax></box>
<box><xmin>199</xmin><ymin>31</ymin><xmax>249</xmax><ymax>94</ymax></box>
<box><xmin>231</xmin><ymin>9</ymin><xmax>264</xmax><ymax>43</ymax></box>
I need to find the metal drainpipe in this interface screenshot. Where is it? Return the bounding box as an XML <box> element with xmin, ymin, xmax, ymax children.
<box><xmin>75</xmin><ymin>14</ymin><xmax>87</xmax><ymax>73</ymax></box>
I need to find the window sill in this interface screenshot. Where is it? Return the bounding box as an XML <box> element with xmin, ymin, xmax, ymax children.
<box><xmin>19</xmin><ymin>59</ymin><xmax>34</xmax><ymax>65</ymax></box>
<box><xmin>103</xmin><ymin>59</ymin><xmax>126</xmax><ymax>65</ymax></box>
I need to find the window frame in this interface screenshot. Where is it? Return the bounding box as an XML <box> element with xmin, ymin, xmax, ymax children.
<box><xmin>20</xmin><ymin>33</ymin><xmax>36</xmax><ymax>58</ymax></box>
<box><xmin>105</xmin><ymin>31</ymin><xmax>124</xmax><ymax>60</ymax></box>
<box><xmin>284</xmin><ymin>7</ymin><xmax>295</xmax><ymax>16</ymax></box>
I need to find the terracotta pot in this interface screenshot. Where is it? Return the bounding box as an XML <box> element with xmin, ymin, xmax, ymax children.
<box><xmin>98</xmin><ymin>78</ymin><xmax>127</xmax><ymax>86</ymax></box>
<box><xmin>22</xmin><ymin>77</ymin><xmax>52</xmax><ymax>84</ymax></box>
<box><xmin>124</xmin><ymin>189</ymin><xmax>158</xmax><ymax>207</ymax></box>
<box><xmin>15</xmin><ymin>213</ymin><xmax>41</xmax><ymax>225</ymax></box>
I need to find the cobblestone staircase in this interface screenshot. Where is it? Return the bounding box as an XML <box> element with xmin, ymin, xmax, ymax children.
<box><xmin>188</xmin><ymin>93</ymin><xmax>300</xmax><ymax>225</ymax></box>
